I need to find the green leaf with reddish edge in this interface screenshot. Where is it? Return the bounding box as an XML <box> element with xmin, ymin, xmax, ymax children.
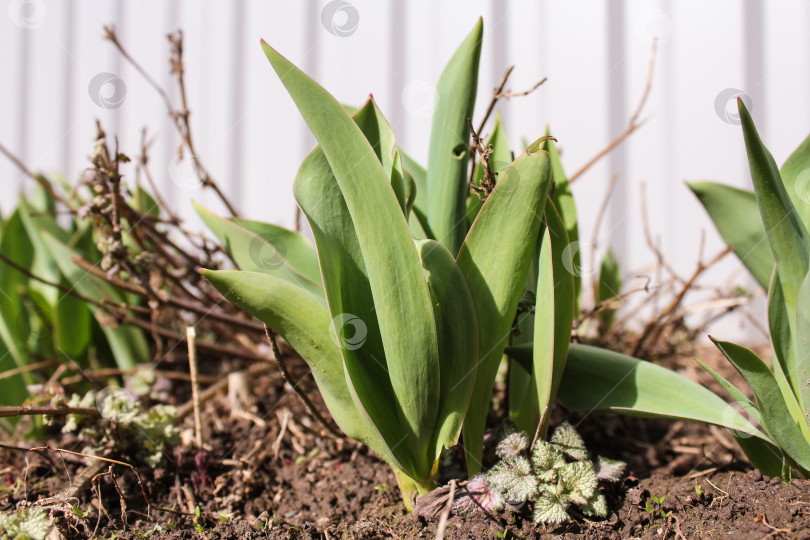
<box><xmin>738</xmin><ymin>99</ymin><xmax>810</xmax><ymax>312</ymax></box>
<box><xmin>199</xmin><ymin>269</ymin><xmax>382</xmax><ymax>454</ymax></box>
<box><xmin>426</xmin><ymin>18</ymin><xmax>483</xmax><ymax>255</ymax></box>
<box><xmin>466</xmin><ymin>112</ymin><xmax>513</xmax><ymax>226</ymax></box>
<box><xmin>457</xmin><ymin>138</ymin><xmax>553</xmax><ymax>475</ymax></box>
<box><xmin>194</xmin><ymin>203</ymin><xmax>323</xmax><ymax>297</ymax></box>
<box><xmin>40</xmin><ymin>233</ymin><xmax>148</xmax><ymax>369</ymax></box>
<box><xmin>778</xmin><ymin>133</ymin><xmax>810</xmax><ymax>231</ymax></box>
<box><xmin>414</xmin><ymin>239</ymin><xmax>478</xmax><ymax>459</ymax></box>
<box><xmin>687</xmin><ymin>181</ymin><xmax>773</xmax><ymax>290</ymax></box>
<box><xmin>510</xmin><ymin>343</ymin><xmax>768</xmax><ymax>442</ymax></box>
<box><xmin>228</xmin><ymin>217</ymin><xmax>321</xmax><ymax>286</ymax></box>
<box><xmin>711</xmin><ymin>337</ymin><xmax>810</xmax><ymax>474</ymax></box>
<box><xmin>597</xmin><ymin>246</ymin><xmax>622</xmax><ymax>331</ymax></box>
<box><xmin>264</xmin><ymin>40</ymin><xmax>442</xmax><ymax>479</ymax></box>
<box><xmin>542</xmin><ymin>132</ymin><xmax>580</xmax><ymax>310</ymax></box>
<box><xmin>294</xmin><ymin>144</ymin><xmax>414</xmax><ymax>476</ymax></box>
<box><xmin>533</xmin><ymin>200</ymin><xmax>575</xmax><ymax>439</ymax></box>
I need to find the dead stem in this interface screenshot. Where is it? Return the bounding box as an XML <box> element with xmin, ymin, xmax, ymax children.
<box><xmin>103</xmin><ymin>25</ymin><xmax>239</xmax><ymax>217</ymax></box>
<box><xmin>264</xmin><ymin>325</ymin><xmax>344</xmax><ymax>439</ymax></box>
<box><xmin>0</xmin><ymin>443</ymin><xmax>196</xmax><ymax>517</ymax></box>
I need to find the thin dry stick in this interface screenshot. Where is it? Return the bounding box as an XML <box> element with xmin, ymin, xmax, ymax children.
<box><xmin>0</xmin><ymin>359</ymin><xmax>58</xmax><ymax>382</ymax></box>
<box><xmin>569</xmin><ymin>40</ymin><xmax>658</xmax><ymax>184</ymax></box>
<box><xmin>264</xmin><ymin>325</ymin><xmax>344</xmax><ymax>439</ymax></box>
<box><xmin>434</xmin><ymin>479</ymin><xmax>457</xmax><ymax>540</ymax></box>
<box><xmin>476</xmin><ymin>65</ymin><xmax>515</xmax><ymax>135</ymax></box>
<box><xmin>632</xmin><ymin>247</ymin><xmax>731</xmax><ymax>357</ymax></box>
<box><xmin>103</xmin><ymin>26</ymin><xmax>239</xmax><ymax>217</ymax></box>
<box><xmin>187</xmin><ymin>326</ymin><xmax>203</xmax><ymax>449</ymax></box>
<box><xmin>476</xmin><ymin>66</ymin><xmax>547</xmax><ymax>135</ymax></box>
<box><xmin>0</xmin><ymin>444</ymin><xmax>195</xmax><ymax>517</ymax></box>
<box><xmin>467</xmin><ymin>118</ymin><xmax>495</xmax><ymax>199</ymax></box>
<box><xmin>0</xmin><ymin>405</ymin><xmax>100</xmax><ymax>419</ymax></box>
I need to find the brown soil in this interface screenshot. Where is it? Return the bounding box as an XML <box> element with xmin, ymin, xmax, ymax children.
<box><xmin>3</xmin><ymin>344</ymin><xmax>809</xmax><ymax>539</ymax></box>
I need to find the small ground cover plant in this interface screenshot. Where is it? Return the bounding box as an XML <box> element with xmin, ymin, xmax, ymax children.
<box><xmin>451</xmin><ymin>422</ymin><xmax>625</xmax><ymax>525</ymax></box>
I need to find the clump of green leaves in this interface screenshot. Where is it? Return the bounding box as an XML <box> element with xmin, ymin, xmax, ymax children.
<box><xmin>61</xmin><ymin>390</ymin><xmax>179</xmax><ymax>467</ymax></box>
<box><xmin>688</xmin><ymin>99</ymin><xmax>810</xmax><ymax>479</ymax></box>
<box><xmin>200</xmin><ymin>19</ymin><xmax>558</xmax><ymax>508</ymax></box>
<box><xmin>453</xmin><ymin>423</ymin><xmax>625</xmax><ymax>525</ymax></box>
<box><xmin>0</xmin><ymin>507</ymin><xmax>50</xmax><ymax>540</ymax></box>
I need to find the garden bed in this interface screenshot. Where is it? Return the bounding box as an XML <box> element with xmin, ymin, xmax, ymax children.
<box><xmin>3</xmin><ymin>345</ymin><xmax>808</xmax><ymax>539</ymax></box>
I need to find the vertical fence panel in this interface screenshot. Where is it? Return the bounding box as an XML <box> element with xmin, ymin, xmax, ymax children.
<box><xmin>2</xmin><ymin>0</ymin><xmax>808</xmax><ymax>341</ymax></box>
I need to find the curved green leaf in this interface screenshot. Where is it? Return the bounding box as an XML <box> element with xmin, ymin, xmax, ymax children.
<box><xmin>687</xmin><ymin>181</ymin><xmax>773</xmax><ymax>289</ymax></box>
<box><xmin>194</xmin><ymin>202</ymin><xmax>323</xmax><ymax>296</ymax></box>
<box><xmin>0</xmin><ymin>211</ymin><xmax>35</xmax><ymax>370</ymax></box>
<box><xmin>536</xmin><ymin>343</ymin><xmax>768</xmax><ymax>441</ymax></box>
<box><xmin>533</xmin><ymin>200</ymin><xmax>574</xmax><ymax>438</ymax></box>
<box><xmin>415</xmin><ymin>239</ymin><xmax>478</xmax><ymax>459</ymax></box>
<box><xmin>229</xmin><ymin>217</ymin><xmax>321</xmax><ymax>285</ymax></box>
<box><xmin>426</xmin><ymin>18</ymin><xmax>483</xmax><ymax>255</ymax></box>
<box><xmin>768</xmin><ymin>271</ymin><xmax>807</xmax><ymax>424</ymax></box>
<box><xmin>294</xmin><ymin>145</ymin><xmax>413</xmax><ymax>475</ymax></box>
<box><xmin>738</xmin><ymin>99</ymin><xmax>810</xmax><ymax>310</ymax></box>
<box><xmin>597</xmin><ymin>246</ymin><xmax>622</xmax><ymax>331</ymax></box>
<box><xmin>779</xmin><ymin>133</ymin><xmax>810</xmax><ymax>231</ymax></box>
<box><xmin>200</xmin><ymin>269</ymin><xmax>376</xmax><ymax>448</ymax></box>
<box><xmin>457</xmin><ymin>140</ymin><xmax>553</xmax><ymax>475</ymax></box>
<box><xmin>711</xmin><ymin>338</ymin><xmax>810</xmax><ymax>473</ymax></box>
<box><xmin>543</xmin><ymin>133</ymin><xmax>580</xmax><ymax>310</ymax></box>
<box><xmin>263</xmin><ymin>44</ymin><xmax>441</xmax><ymax>473</ymax></box>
